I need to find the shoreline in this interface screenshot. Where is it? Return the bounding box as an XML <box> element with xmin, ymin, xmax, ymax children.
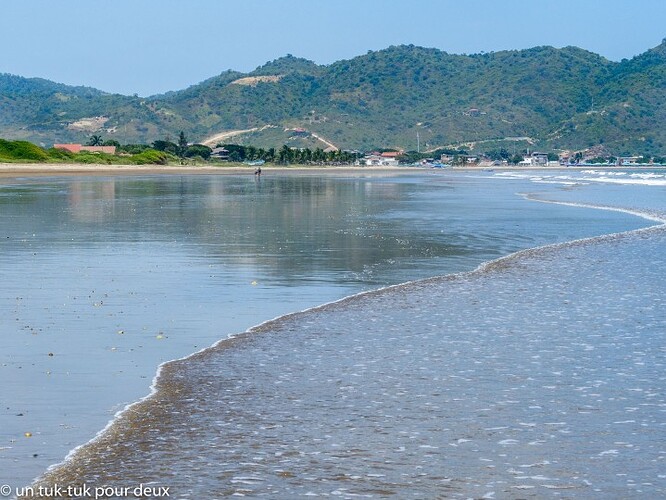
<box><xmin>0</xmin><ymin>164</ymin><xmax>407</xmax><ymax>178</ymax></box>
<box><xmin>0</xmin><ymin>163</ymin><xmax>658</xmax><ymax>179</ymax></box>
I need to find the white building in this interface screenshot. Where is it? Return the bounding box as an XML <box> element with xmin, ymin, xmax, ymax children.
<box><xmin>361</xmin><ymin>154</ymin><xmax>400</xmax><ymax>167</ymax></box>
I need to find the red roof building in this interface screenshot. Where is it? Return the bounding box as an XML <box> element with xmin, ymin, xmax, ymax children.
<box><xmin>54</xmin><ymin>144</ymin><xmax>117</xmax><ymax>154</ymax></box>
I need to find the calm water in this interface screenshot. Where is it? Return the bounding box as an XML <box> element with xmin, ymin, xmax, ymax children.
<box><xmin>0</xmin><ymin>170</ymin><xmax>662</xmax><ymax>497</ymax></box>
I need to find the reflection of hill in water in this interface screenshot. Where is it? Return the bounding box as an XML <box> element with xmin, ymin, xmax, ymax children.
<box><xmin>0</xmin><ymin>174</ymin><xmax>650</xmax><ymax>287</ymax></box>
<box><xmin>1</xmin><ymin>176</ymin><xmax>492</xmax><ymax>286</ymax></box>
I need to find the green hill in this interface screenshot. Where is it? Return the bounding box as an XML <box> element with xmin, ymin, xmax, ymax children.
<box><xmin>1</xmin><ymin>40</ymin><xmax>665</xmax><ymax>155</ymax></box>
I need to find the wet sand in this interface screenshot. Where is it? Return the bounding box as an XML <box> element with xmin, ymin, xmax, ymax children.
<box><xmin>0</xmin><ymin>163</ymin><xmax>408</xmax><ymax>178</ymax></box>
<box><xmin>0</xmin><ymin>162</ymin><xmax>617</xmax><ymax>179</ymax></box>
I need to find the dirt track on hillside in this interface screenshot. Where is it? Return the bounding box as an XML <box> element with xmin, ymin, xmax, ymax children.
<box><xmin>200</xmin><ymin>125</ymin><xmax>276</xmax><ymax>146</ymax></box>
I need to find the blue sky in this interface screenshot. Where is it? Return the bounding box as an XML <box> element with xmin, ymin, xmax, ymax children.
<box><xmin>2</xmin><ymin>0</ymin><xmax>664</xmax><ymax>96</ymax></box>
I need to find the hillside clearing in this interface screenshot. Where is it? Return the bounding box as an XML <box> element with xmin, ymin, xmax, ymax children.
<box><xmin>229</xmin><ymin>75</ymin><xmax>284</xmax><ymax>86</ymax></box>
<box><xmin>200</xmin><ymin>125</ymin><xmax>277</xmax><ymax>146</ymax></box>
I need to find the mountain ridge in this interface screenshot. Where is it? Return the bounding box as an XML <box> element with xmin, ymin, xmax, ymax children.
<box><xmin>1</xmin><ymin>40</ymin><xmax>664</xmax><ymax>155</ymax></box>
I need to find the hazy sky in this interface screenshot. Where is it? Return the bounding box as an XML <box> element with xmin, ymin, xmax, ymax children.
<box><xmin>2</xmin><ymin>0</ymin><xmax>664</xmax><ymax>96</ymax></box>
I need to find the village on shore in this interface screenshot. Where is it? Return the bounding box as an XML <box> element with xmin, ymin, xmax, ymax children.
<box><xmin>2</xmin><ymin>133</ymin><xmax>665</xmax><ymax>169</ymax></box>
<box><xmin>52</xmin><ymin>138</ymin><xmax>666</xmax><ymax>169</ymax></box>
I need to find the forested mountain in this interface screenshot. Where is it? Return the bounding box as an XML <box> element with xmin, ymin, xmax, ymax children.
<box><xmin>1</xmin><ymin>41</ymin><xmax>664</xmax><ymax>155</ymax></box>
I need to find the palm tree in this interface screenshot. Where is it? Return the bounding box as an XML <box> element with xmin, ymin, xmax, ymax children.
<box><xmin>177</xmin><ymin>131</ymin><xmax>188</xmax><ymax>158</ymax></box>
<box><xmin>278</xmin><ymin>145</ymin><xmax>292</xmax><ymax>164</ymax></box>
<box><xmin>87</xmin><ymin>135</ymin><xmax>103</xmax><ymax>146</ymax></box>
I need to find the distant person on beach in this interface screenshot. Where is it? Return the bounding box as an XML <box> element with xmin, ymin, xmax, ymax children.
<box><xmin>254</xmin><ymin>166</ymin><xmax>262</xmax><ymax>176</ymax></box>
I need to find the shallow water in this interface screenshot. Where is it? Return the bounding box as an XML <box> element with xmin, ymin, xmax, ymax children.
<box><xmin>33</xmin><ymin>225</ymin><xmax>666</xmax><ymax>499</ymax></box>
<box><xmin>0</xmin><ymin>170</ymin><xmax>661</xmax><ymax>495</ymax></box>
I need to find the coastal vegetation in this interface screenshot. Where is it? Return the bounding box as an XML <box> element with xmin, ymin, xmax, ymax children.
<box><xmin>0</xmin><ymin>138</ymin><xmax>172</xmax><ymax>165</ymax></box>
<box><xmin>0</xmin><ymin>40</ymin><xmax>664</xmax><ymax>157</ymax></box>
<box><xmin>0</xmin><ymin>137</ymin><xmax>359</xmax><ymax>166</ymax></box>
<box><xmin>0</xmin><ymin>139</ymin><xmax>51</xmax><ymax>162</ymax></box>
<box><xmin>218</xmin><ymin>143</ymin><xmax>360</xmax><ymax>164</ymax></box>
<box><xmin>2</xmin><ymin>136</ymin><xmax>665</xmax><ymax>167</ymax></box>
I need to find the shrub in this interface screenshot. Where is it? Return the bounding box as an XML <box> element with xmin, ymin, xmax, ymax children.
<box><xmin>74</xmin><ymin>152</ymin><xmax>116</xmax><ymax>164</ymax></box>
<box><xmin>0</xmin><ymin>139</ymin><xmax>49</xmax><ymax>161</ymax></box>
<box><xmin>183</xmin><ymin>144</ymin><xmax>212</xmax><ymax>159</ymax></box>
<box><xmin>131</xmin><ymin>149</ymin><xmax>170</xmax><ymax>165</ymax></box>
<box><xmin>120</xmin><ymin>144</ymin><xmax>151</xmax><ymax>154</ymax></box>
<box><xmin>46</xmin><ymin>147</ymin><xmax>75</xmax><ymax>161</ymax></box>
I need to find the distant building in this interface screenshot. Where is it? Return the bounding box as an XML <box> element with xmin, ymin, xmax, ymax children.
<box><xmin>54</xmin><ymin>144</ymin><xmax>117</xmax><ymax>154</ymax></box>
<box><xmin>519</xmin><ymin>152</ymin><xmax>549</xmax><ymax>166</ymax></box>
<box><xmin>290</xmin><ymin>128</ymin><xmax>309</xmax><ymax>136</ymax></box>
<box><xmin>380</xmin><ymin>151</ymin><xmax>401</xmax><ymax>159</ymax></box>
<box><xmin>617</xmin><ymin>156</ymin><xmax>640</xmax><ymax>166</ymax></box>
<box><xmin>460</xmin><ymin>154</ymin><xmax>479</xmax><ymax>164</ymax></box>
<box><xmin>530</xmin><ymin>152</ymin><xmax>549</xmax><ymax>165</ymax></box>
<box><xmin>210</xmin><ymin>147</ymin><xmax>230</xmax><ymax>160</ymax></box>
<box><xmin>558</xmin><ymin>152</ymin><xmax>571</xmax><ymax>165</ymax></box>
<box><xmin>361</xmin><ymin>154</ymin><xmax>399</xmax><ymax>166</ymax></box>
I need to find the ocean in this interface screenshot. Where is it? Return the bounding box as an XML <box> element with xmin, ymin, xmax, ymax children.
<box><xmin>1</xmin><ymin>168</ymin><xmax>664</xmax><ymax>498</ymax></box>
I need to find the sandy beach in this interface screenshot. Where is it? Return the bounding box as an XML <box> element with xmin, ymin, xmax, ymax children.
<box><xmin>0</xmin><ymin>163</ymin><xmax>407</xmax><ymax>178</ymax></box>
<box><xmin>0</xmin><ymin>162</ymin><xmax>617</xmax><ymax>179</ymax></box>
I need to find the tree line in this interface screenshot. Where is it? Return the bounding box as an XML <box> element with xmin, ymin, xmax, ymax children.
<box><xmin>90</xmin><ymin>132</ymin><xmax>212</xmax><ymax>159</ymax></box>
<box><xmin>221</xmin><ymin>144</ymin><xmax>361</xmax><ymax>164</ymax></box>
<box><xmin>89</xmin><ymin>132</ymin><xmax>362</xmax><ymax>164</ymax></box>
